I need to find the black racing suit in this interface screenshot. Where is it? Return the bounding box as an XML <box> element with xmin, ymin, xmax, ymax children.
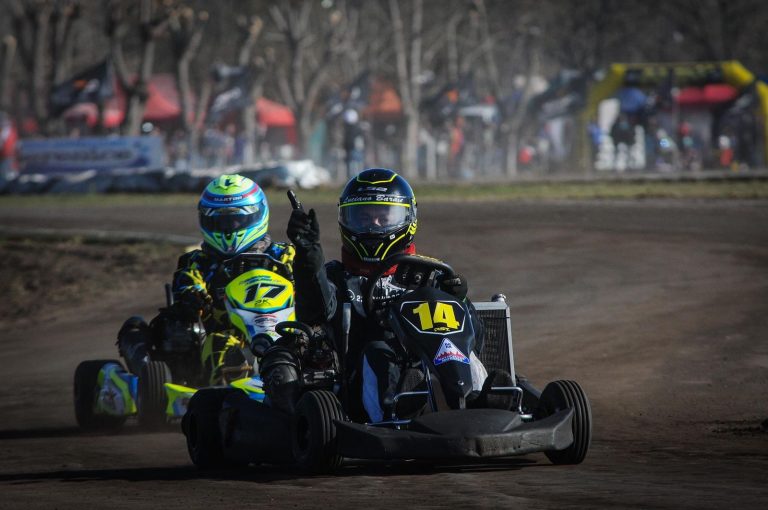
<box><xmin>286</xmin><ymin>245</ymin><xmax>486</xmax><ymax>422</ymax></box>
<box><xmin>117</xmin><ymin>235</ymin><xmax>294</xmax><ymax>385</ymax></box>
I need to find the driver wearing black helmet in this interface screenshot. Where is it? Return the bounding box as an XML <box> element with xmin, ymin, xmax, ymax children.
<box><xmin>262</xmin><ymin>168</ymin><xmax>509</xmax><ymax>421</ymax></box>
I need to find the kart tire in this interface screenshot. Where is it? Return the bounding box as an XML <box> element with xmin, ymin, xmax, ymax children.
<box><xmin>137</xmin><ymin>360</ymin><xmax>171</xmax><ymax>429</ymax></box>
<box><xmin>184</xmin><ymin>388</ymin><xmax>237</xmax><ymax>469</ymax></box>
<box><xmin>73</xmin><ymin>360</ymin><xmax>128</xmax><ymax>431</ymax></box>
<box><xmin>536</xmin><ymin>380</ymin><xmax>592</xmax><ymax>465</ymax></box>
<box><xmin>292</xmin><ymin>390</ymin><xmax>345</xmax><ymax>473</ymax></box>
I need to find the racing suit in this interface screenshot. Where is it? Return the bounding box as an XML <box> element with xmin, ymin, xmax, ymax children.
<box><xmin>272</xmin><ymin>235</ymin><xmax>487</xmax><ymax>422</ymax></box>
<box><xmin>117</xmin><ymin>235</ymin><xmax>294</xmax><ymax>385</ymax></box>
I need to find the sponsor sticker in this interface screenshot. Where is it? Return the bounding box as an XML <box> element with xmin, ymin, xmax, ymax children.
<box><xmin>433</xmin><ymin>338</ymin><xmax>470</xmax><ymax>366</ymax></box>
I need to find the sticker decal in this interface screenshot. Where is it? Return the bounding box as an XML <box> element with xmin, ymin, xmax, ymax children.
<box><xmin>433</xmin><ymin>338</ymin><xmax>470</xmax><ymax>366</ymax></box>
<box><xmin>400</xmin><ymin>299</ymin><xmax>466</xmax><ymax>335</ymax></box>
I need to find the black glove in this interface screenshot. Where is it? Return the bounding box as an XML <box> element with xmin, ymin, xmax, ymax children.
<box><xmin>177</xmin><ymin>288</ymin><xmax>212</xmax><ymax>318</ymax></box>
<box><xmin>439</xmin><ymin>273</ymin><xmax>468</xmax><ymax>300</ymax></box>
<box><xmin>286</xmin><ymin>208</ymin><xmax>320</xmax><ymax>252</ymax></box>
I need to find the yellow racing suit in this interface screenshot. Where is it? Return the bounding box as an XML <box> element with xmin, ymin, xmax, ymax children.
<box><xmin>172</xmin><ymin>235</ymin><xmax>295</xmax><ymax>385</ymax></box>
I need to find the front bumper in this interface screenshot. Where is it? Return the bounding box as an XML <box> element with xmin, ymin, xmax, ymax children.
<box><xmin>336</xmin><ymin>408</ymin><xmax>573</xmax><ymax>459</ymax></box>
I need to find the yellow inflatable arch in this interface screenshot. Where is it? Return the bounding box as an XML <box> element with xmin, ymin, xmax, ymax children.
<box><xmin>580</xmin><ymin>61</ymin><xmax>768</xmax><ymax>169</ymax></box>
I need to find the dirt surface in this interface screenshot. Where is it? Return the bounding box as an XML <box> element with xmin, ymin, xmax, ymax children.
<box><xmin>1</xmin><ymin>197</ymin><xmax>767</xmax><ymax>509</ymax></box>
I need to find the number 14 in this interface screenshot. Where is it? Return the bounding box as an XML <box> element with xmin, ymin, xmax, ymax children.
<box><xmin>412</xmin><ymin>302</ymin><xmax>460</xmax><ymax>331</ymax></box>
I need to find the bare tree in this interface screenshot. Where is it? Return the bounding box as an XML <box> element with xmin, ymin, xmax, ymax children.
<box><xmin>235</xmin><ymin>15</ymin><xmax>265</xmax><ymax>166</ymax></box>
<box><xmin>267</xmin><ymin>0</ymin><xmax>347</xmax><ymax>157</ymax></box>
<box><xmin>0</xmin><ymin>35</ymin><xmax>16</xmax><ymax>111</ymax></box>
<box><xmin>108</xmin><ymin>0</ymin><xmax>169</xmax><ymax>136</ymax></box>
<box><xmin>388</xmin><ymin>0</ymin><xmax>423</xmax><ymax>179</ymax></box>
<box><xmin>168</xmin><ymin>4</ymin><xmax>208</xmax><ymax>159</ymax></box>
<box><xmin>662</xmin><ymin>0</ymin><xmax>763</xmax><ymax>61</ymax></box>
<box><xmin>9</xmin><ymin>0</ymin><xmax>80</xmax><ymax>133</ymax></box>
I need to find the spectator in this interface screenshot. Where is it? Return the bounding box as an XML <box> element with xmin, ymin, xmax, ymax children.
<box><xmin>0</xmin><ymin>112</ymin><xmax>18</xmax><ymax>179</ymax></box>
<box><xmin>343</xmin><ymin>109</ymin><xmax>365</xmax><ymax>179</ymax></box>
<box><xmin>610</xmin><ymin>113</ymin><xmax>635</xmax><ymax>171</ymax></box>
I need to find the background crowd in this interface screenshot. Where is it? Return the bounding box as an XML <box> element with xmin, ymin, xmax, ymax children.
<box><xmin>1</xmin><ymin>0</ymin><xmax>767</xmax><ymax>182</ymax></box>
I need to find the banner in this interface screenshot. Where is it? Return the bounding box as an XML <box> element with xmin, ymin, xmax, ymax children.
<box><xmin>208</xmin><ymin>66</ymin><xmax>254</xmax><ymax>124</ymax></box>
<box><xmin>49</xmin><ymin>61</ymin><xmax>115</xmax><ymax>116</ymax></box>
<box><xmin>18</xmin><ymin>136</ymin><xmax>165</xmax><ymax>174</ymax></box>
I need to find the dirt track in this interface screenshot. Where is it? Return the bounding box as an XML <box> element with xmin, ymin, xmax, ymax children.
<box><xmin>1</xmin><ymin>197</ymin><xmax>767</xmax><ymax>509</ymax></box>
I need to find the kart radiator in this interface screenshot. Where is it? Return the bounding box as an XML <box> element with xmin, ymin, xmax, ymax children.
<box><xmin>473</xmin><ymin>301</ymin><xmax>515</xmax><ymax>382</ymax></box>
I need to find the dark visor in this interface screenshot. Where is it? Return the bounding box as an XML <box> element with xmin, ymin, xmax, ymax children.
<box><xmin>339</xmin><ymin>203</ymin><xmax>411</xmax><ymax>234</ymax></box>
<box><xmin>200</xmin><ymin>206</ymin><xmax>264</xmax><ymax>234</ymax></box>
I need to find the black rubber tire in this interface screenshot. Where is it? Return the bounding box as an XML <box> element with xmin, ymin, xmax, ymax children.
<box><xmin>536</xmin><ymin>379</ymin><xmax>592</xmax><ymax>465</ymax></box>
<box><xmin>73</xmin><ymin>359</ymin><xmax>128</xmax><ymax>431</ymax></box>
<box><xmin>292</xmin><ymin>390</ymin><xmax>345</xmax><ymax>473</ymax></box>
<box><xmin>183</xmin><ymin>388</ymin><xmax>236</xmax><ymax>469</ymax></box>
<box><xmin>137</xmin><ymin>360</ymin><xmax>172</xmax><ymax>429</ymax></box>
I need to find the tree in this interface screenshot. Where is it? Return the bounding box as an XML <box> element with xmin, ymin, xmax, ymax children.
<box><xmin>388</xmin><ymin>0</ymin><xmax>423</xmax><ymax>179</ymax></box>
<box><xmin>267</xmin><ymin>0</ymin><xmax>347</xmax><ymax>157</ymax></box>
<box><xmin>9</xmin><ymin>0</ymin><xmax>80</xmax><ymax>134</ymax></box>
<box><xmin>108</xmin><ymin>0</ymin><xmax>170</xmax><ymax>136</ymax></box>
<box><xmin>0</xmin><ymin>35</ymin><xmax>16</xmax><ymax>111</ymax></box>
<box><xmin>168</xmin><ymin>4</ymin><xmax>208</xmax><ymax>159</ymax></box>
<box><xmin>235</xmin><ymin>15</ymin><xmax>265</xmax><ymax>166</ymax></box>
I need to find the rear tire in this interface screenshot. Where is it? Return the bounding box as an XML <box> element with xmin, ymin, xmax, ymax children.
<box><xmin>292</xmin><ymin>390</ymin><xmax>345</xmax><ymax>473</ymax></box>
<box><xmin>183</xmin><ymin>388</ymin><xmax>236</xmax><ymax>469</ymax></box>
<box><xmin>536</xmin><ymin>380</ymin><xmax>592</xmax><ymax>465</ymax></box>
<box><xmin>73</xmin><ymin>360</ymin><xmax>128</xmax><ymax>431</ymax></box>
<box><xmin>138</xmin><ymin>361</ymin><xmax>172</xmax><ymax>429</ymax></box>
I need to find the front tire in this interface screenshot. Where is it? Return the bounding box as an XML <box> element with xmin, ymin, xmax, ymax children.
<box><xmin>137</xmin><ymin>360</ymin><xmax>172</xmax><ymax>428</ymax></box>
<box><xmin>292</xmin><ymin>390</ymin><xmax>345</xmax><ymax>473</ymax></box>
<box><xmin>536</xmin><ymin>380</ymin><xmax>592</xmax><ymax>465</ymax></box>
<box><xmin>183</xmin><ymin>388</ymin><xmax>236</xmax><ymax>469</ymax></box>
<box><xmin>73</xmin><ymin>360</ymin><xmax>128</xmax><ymax>431</ymax></box>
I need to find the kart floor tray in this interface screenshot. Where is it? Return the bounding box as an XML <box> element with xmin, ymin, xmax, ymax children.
<box><xmin>336</xmin><ymin>408</ymin><xmax>573</xmax><ymax>460</ymax></box>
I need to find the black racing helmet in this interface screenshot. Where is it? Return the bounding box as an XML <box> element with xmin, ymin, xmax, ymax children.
<box><xmin>338</xmin><ymin>168</ymin><xmax>417</xmax><ymax>263</ymax></box>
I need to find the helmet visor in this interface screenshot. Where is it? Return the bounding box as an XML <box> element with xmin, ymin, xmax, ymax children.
<box><xmin>199</xmin><ymin>205</ymin><xmax>265</xmax><ymax>234</ymax></box>
<box><xmin>339</xmin><ymin>202</ymin><xmax>412</xmax><ymax>235</ymax></box>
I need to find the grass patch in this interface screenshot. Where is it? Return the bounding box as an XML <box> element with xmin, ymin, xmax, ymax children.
<box><xmin>1</xmin><ymin>180</ymin><xmax>767</xmax><ymax>208</ymax></box>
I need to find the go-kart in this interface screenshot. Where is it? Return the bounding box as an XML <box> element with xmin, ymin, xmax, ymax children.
<box><xmin>181</xmin><ymin>254</ymin><xmax>592</xmax><ymax>472</ymax></box>
<box><xmin>73</xmin><ymin>252</ymin><xmax>295</xmax><ymax>431</ymax></box>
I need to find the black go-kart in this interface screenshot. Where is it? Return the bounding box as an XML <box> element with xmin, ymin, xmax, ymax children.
<box><xmin>182</xmin><ymin>254</ymin><xmax>592</xmax><ymax>472</ymax></box>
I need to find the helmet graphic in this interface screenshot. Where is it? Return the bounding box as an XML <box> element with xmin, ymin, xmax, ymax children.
<box><xmin>198</xmin><ymin>174</ymin><xmax>269</xmax><ymax>255</ymax></box>
<box><xmin>338</xmin><ymin>168</ymin><xmax>417</xmax><ymax>263</ymax></box>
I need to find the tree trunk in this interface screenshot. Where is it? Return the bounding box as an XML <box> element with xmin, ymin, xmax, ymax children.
<box><xmin>0</xmin><ymin>36</ymin><xmax>17</xmax><ymax>111</ymax></box>
<box><xmin>31</xmin><ymin>5</ymin><xmax>53</xmax><ymax>134</ymax></box>
<box><xmin>238</xmin><ymin>17</ymin><xmax>264</xmax><ymax>166</ymax></box>
<box><xmin>111</xmin><ymin>0</ymin><xmax>165</xmax><ymax>136</ymax></box>
<box><xmin>389</xmin><ymin>0</ymin><xmax>423</xmax><ymax>179</ymax></box>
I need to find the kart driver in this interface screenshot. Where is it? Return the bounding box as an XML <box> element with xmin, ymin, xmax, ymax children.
<box><xmin>263</xmin><ymin>167</ymin><xmax>509</xmax><ymax>420</ymax></box>
<box><xmin>117</xmin><ymin>174</ymin><xmax>295</xmax><ymax>385</ymax></box>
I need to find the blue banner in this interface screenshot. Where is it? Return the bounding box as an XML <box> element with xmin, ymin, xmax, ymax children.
<box><xmin>18</xmin><ymin>136</ymin><xmax>166</xmax><ymax>174</ymax></box>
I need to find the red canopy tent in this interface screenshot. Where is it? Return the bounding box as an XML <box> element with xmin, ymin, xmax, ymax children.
<box><xmin>256</xmin><ymin>97</ymin><xmax>295</xmax><ymax>128</ymax></box>
<box><xmin>142</xmin><ymin>74</ymin><xmax>190</xmax><ymax>123</ymax></box>
<box><xmin>63</xmin><ymin>99</ymin><xmax>124</xmax><ymax>128</ymax></box>
<box><xmin>676</xmin><ymin>83</ymin><xmax>739</xmax><ymax>106</ymax></box>
<box><xmin>62</xmin><ymin>73</ymin><xmax>194</xmax><ymax>128</ymax></box>
<box><xmin>63</xmin><ymin>75</ymin><xmax>297</xmax><ymax>134</ymax></box>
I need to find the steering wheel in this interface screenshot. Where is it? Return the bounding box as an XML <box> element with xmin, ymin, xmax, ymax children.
<box><xmin>363</xmin><ymin>254</ymin><xmax>455</xmax><ymax>317</ymax></box>
<box><xmin>275</xmin><ymin>321</ymin><xmax>314</xmax><ymax>341</ymax></box>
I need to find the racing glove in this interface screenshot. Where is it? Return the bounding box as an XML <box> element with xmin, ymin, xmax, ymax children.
<box><xmin>287</xmin><ymin>207</ymin><xmax>325</xmax><ymax>276</ymax></box>
<box><xmin>287</xmin><ymin>208</ymin><xmax>320</xmax><ymax>252</ymax></box>
<box><xmin>177</xmin><ymin>287</ymin><xmax>213</xmax><ymax>319</ymax></box>
<box><xmin>439</xmin><ymin>273</ymin><xmax>468</xmax><ymax>300</ymax></box>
